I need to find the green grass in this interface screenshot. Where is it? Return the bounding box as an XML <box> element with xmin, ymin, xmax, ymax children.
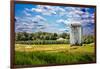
<box><xmin>15</xmin><ymin>44</ymin><xmax>95</xmax><ymax>65</ymax></box>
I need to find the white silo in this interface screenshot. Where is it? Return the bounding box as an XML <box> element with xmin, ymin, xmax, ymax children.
<box><xmin>70</xmin><ymin>22</ymin><xmax>82</xmax><ymax>46</ymax></box>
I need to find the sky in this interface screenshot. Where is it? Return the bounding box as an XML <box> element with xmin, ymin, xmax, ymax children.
<box><xmin>15</xmin><ymin>3</ymin><xmax>95</xmax><ymax>35</ymax></box>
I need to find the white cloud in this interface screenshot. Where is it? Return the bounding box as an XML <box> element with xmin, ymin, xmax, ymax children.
<box><xmin>57</xmin><ymin>19</ymin><xmax>65</xmax><ymax>23</ymax></box>
<box><xmin>26</xmin><ymin>5</ymin><xmax>87</xmax><ymax>19</ymax></box>
<box><xmin>31</xmin><ymin>8</ymin><xmax>42</xmax><ymax>12</ymax></box>
<box><xmin>34</xmin><ymin>15</ymin><xmax>46</xmax><ymax>21</ymax></box>
<box><xmin>31</xmin><ymin>5</ymin><xmax>56</xmax><ymax>16</ymax></box>
<box><xmin>41</xmin><ymin>25</ymin><xmax>69</xmax><ymax>33</ymax></box>
<box><xmin>59</xmin><ymin>28</ymin><xmax>69</xmax><ymax>32</ymax></box>
<box><xmin>15</xmin><ymin>5</ymin><xmax>95</xmax><ymax>34</ymax></box>
<box><xmin>15</xmin><ymin>15</ymin><xmax>47</xmax><ymax>32</ymax></box>
<box><xmin>56</xmin><ymin>7</ymin><xmax>65</xmax><ymax>12</ymax></box>
<box><xmin>23</xmin><ymin>10</ymin><xmax>32</xmax><ymax>16</ymax></box>
<box><xmin>29</xmin><ymin>5</ymin><xmax>67</xmax><ymax>16</ymax></box>
<box><xmin>25</xmin><ymin>8</ymin><xmax>31</xmax><ymax>11</ymax></box>
<box><xmin>56</xmin><ymin>19</ymin><xmax>71</xmax><ymax>25</ymax></box>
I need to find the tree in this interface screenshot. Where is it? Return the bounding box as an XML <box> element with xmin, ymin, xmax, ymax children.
<box><xmin>83</xmin><ymin>35</ymin><xmax>94</xmax><ymax>44</ymax></box>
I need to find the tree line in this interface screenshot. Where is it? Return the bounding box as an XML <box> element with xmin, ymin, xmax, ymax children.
<box><xmin>15</xmin><ymin>32</ymin><xmax>94</xmax><ymax>44</ymax></box>
<box><xmin>15</xmin><ymin>32</ymin><xmax>70</xmax><ymax>41</ymax></box>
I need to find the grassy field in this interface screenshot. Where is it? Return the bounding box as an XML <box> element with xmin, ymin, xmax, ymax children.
<box><xmin>15</xmin><ymin>43</ymin><xmax>95</xmax><ymax>65</ymax></box>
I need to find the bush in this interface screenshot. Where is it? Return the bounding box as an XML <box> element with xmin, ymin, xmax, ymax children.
<box><xmin>15</xmin><ymin>40</ymin><xmax>69</xmax><ymax>45</ymax></box>
<box><xmin>83</xmin><ymin>35</ymin><xmax>94</xmax><ymax>44</ymax></box>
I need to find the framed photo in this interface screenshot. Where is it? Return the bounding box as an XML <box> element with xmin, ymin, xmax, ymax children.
<box><xmin>11</xmin><ymin>1</ymin><xmax>96</xmax><ymax>68</ymax></box>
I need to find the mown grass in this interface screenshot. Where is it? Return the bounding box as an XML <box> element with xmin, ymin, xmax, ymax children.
<box><xmin>15</xmin><ymin>44</ymin><xmax>95</xmax><ymax>65</ymax></box>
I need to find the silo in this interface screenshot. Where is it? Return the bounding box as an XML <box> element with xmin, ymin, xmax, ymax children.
<box><xmin>70</xmin><ymin>23</ymin><xmax>82</xmax><ymax>46</ymax></box>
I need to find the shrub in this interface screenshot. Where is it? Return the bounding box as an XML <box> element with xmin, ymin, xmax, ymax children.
<box><xmin>15</xmin><ymin>40</ymin><xmax>69</xmax><ymax>45</ymax></box>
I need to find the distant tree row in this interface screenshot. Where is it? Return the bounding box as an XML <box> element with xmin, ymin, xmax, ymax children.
<box><xmin>15</xmin><ymin>32</ymin><xmax>70</xmax><ymax>41</ymax></box>
<box><xmin>83</xmin><ymin>35</ymin><xmax>94</xmax><ymax>44</ymax></box>
<box><xmin>15</xmin><ymin>32</ymin><xmax>94</xmax><ymax>44</ymax></box>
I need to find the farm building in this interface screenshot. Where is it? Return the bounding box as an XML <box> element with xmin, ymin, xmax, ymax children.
<box><xmin>56</xmin><ymin>38</ymin><xmax>66</xmax><ymax>41</ymax></box>
<box><xmin>70</xmin><ymin>23</ymin><xmax>82</xmax><ymax>46</ymax></box>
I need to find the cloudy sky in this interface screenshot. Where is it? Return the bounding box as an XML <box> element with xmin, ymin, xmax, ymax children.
<box><xmin>15</xmin><ymin>4</ymin><xmax>95</xmax><ymax>35</ymax></box>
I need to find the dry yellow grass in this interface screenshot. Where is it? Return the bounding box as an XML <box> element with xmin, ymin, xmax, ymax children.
<box><xmin>15</xmin><ymin>44</ymin><xmax>70</xmax><ymax>52</ymax></box>
<box><xmin>15</xmin><ymin>43</ymin><xmax>94</xmax><ymax>53</ymax></box>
